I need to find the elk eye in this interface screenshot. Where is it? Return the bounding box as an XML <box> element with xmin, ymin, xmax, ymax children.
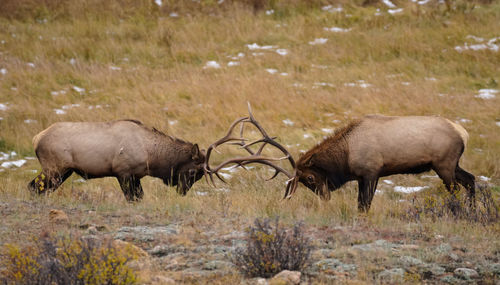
<box><xmin>307</xmin><ymin>175</ymin><xmax>314</xmax><ymax>183</ymax></box>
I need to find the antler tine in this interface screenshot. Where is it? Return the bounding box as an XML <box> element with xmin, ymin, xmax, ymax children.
<box><xmin>204</xmin><ymin>103</ymin><xmax>297</xmax><ymax>187</ymax></box>
<box><xmin>204</xmin><ymin>116</ymin><xmax>248</xmax><ymax>172</ymax></box>
<box><xmin>246</xmin><ymin>103</ymin><xmax>296</xmax><ymax>169</ymax></box>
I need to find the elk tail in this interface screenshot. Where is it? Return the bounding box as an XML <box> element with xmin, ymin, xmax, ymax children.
<box><xmin>32</xmin><ymin>127</ymin><xmax>51</xmax><ymax>150</ymax></box>
<box><xmin>445</xmin><ymin>119</ymin><xmax>469</xmax><ymax>149</ymax></box>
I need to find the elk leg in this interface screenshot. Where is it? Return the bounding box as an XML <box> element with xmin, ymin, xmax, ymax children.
<box><xmin>455</xmin><ymin>166</ymin><xmax>476</xmax><ymax>206</ymax></box>
<box><xmin>28</xmin><ymin>170</ymin><xmax>73</xmax><ymax>194</ymax></box>
<box><xmin>118</xmin><ymin>176</ymin><xmax>142</xmax><ymax>202</ymax></box>
<box><xmin>433</xmin><ymin>165</ymin><xmax>457</xmax><ymax>194</ymax></box>
<box><xmin>133</xmin><ymin>178</ymin><xmax>144</xmax><ymax>201</ymax></box>
<box><xmin>358</xmin><ymin>177</ymin><xmax>377</xmax><ymax>212</ymax></box>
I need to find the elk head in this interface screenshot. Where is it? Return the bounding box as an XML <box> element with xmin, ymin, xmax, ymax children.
<box><xmin>284</xmin><ymin>154</ymin><xmax>332</xmax><ymax>201</ymax></box>
<box><xmin>176</xmin><ymin>143</ymin><xmax>206</xmax><ymax>195</ymax></box>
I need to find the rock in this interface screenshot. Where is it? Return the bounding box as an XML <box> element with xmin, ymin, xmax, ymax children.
<box><xmin>249</xmin><ymin>277</ymin><xmax>268</xmax><ymax>285</ymax></box>
<box><xmin>440</xmin><ymin>274</ymin><xmax>460</xmax><ymax>283</ymax></box>
<box><xmin>313</xmin><ymin>258</ymin><xmax>357</xmax><ymax>276</ymax></box>
<box><xmin>454</xmin><ymin>268</ymin><xmax>479</xmax><ymax>280</ymax></box>
<box><xmin>436</xmin><ymin>243</ymin><xmax>452</xmax><ymax>254</ymax></box>
<box><xmin>399</xmin><ymin>256</ymin><xmax>424</xmax><ymax>267</ymax></box>
<box><xmin>202</xmin><ymin>260</ymin><xmax>233</xmax><ymax>271</ymax></box>
<box><xmin>112</xmin><ymin>239</ymin><xmax>148</xmax><ymax>258</ymax></box>
<box><xmin>49</xmin><ymin>209</ymin><xmax>69</xmax><ymax>224</ymax></box>
<box><xmin>487</xmin><ymin>263</ymin><xmax>500</xmax><ymax>276</ymax></box>
<box><xmin>232</xmin><ymin>239</ymin><xmax>246</xmax><ymax>248</ymax></box>
<box><xmin>152</xmin><ymin>275</ymin><xmax>176</xmax><ymax>284</ymax></box>
<box><xmin>149</xmin><ymin>244</ymin><xmax>186</xmax><ymax>257</ymax></box>
<box><xmin>213</xmin><ymin>245</ymin><xmax>231</xmax><ymax>254</ymax></box>
<box><xmin>87</xmin><ymin>226</ymin><xmax>98</xmax><ymax>235</ymax></box>
<box><xmin>377</xmin><ymin>268</ymin><xmax>405</xmax><ymax>282</ymax></box>
<box><xmin>269</xmin><ymin>270</ymin><xmax>301</xmax><ymax>285</ymax></box>
<box><xmin>419</xmin><ymin>263</ymin><xmax>446</xmax><ymax>277</ymax></box>
<box><xmin>351</xmin><ymin>239</ymin><xmax>399</xmax><ymax>252</ymax></box>
<box><xmin>311</xmin><ymin>248</ymin><xmax>336</xmax><ymax>259</ymax></box>
<box><xmin>114</xmin><ymin>225</ymin><xmax>178</xmax><ymax>242</ymax></box>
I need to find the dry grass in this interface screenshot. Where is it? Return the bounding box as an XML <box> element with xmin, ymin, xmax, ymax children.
<box><xmin>0</xmin><ymin>0</ymin><xmax>499</xmax><ymax>282</ymax></box>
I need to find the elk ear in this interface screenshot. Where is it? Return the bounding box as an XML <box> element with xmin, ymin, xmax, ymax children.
<box><xmin>303</xmin><ymin>154</ymin><xmax>315</xmax><ymax>168</ymax></box>
<box><xmin>191</xmin><ymin>144</ymin><xmax>200</xmax><ymax>161</ymax></box>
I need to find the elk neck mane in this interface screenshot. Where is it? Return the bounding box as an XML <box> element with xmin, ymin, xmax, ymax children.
<box><xmin>302</xmin><ymin>117</ymin><xmax>361</xmax><ymax>160</ymax></box>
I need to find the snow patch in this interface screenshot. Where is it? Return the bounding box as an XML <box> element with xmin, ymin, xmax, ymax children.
<box><xmin>1</xmin><ymin>159</ymin><xmax>27</xmax><ymax>168</ymax></box>
<box><xmin>246</xmin><ymin>43</ymin><xmax>276</xmax><ymax>50</ymax></box>
<box><xmin>204</xmin><ymin>61</ymin><xmax>221</xmax><ymax>69</ymax></box>
<box><xmin>455</xmin><ymin>37</ymin><xmax>499</xmax><ymax>52</ymax></box>
<box><xmin>72</xmin><ymin>86</ymin><xmax>85</xmax><ymax>94</ymax></box>
<box><xmin>276</xmin><ymin>49</ymin><xmax>288</xmax><ymax>56</ymax></box>
<box><xmin>313</xmin><ymin>82</ymin><xmax>334</xmax><ymax>88</ymax></box>
<box><xmin>321</xmin><ymin>128</ymin><xmax>334</xmax><ymax>134</ymax></box>
<box><xmin>382</xmin><ymin>0</ymin><xmax>397</xmax><ymax>8</ymax></box>
<box><xmin>24</xmin><ymin>119</ymin><xmax>37</xmax><ymax>124</ymax></box>
<box><xmin>344</xmin><ymin>80</ymin><xmax>372</xmax><ymax>88</ymax></box>
<box><xmin>282</xmin><ymin>119</ymin><xmax>294</xmax><ymax>126</ymax></box>
<box><xmin>478</xmin><ymin>175</ymin><xmax>491</xmax><ymax>182</ymax></box>
<box><xmin>475</xmin><ymin>89</ymin><xmax>498</xmax><ymax>99</ymax></box>
<box><xmin>394</xmin><ymin>186</ymin><xmax>429</xmax><ymax>193</ymax></box>
<box><xmin>388</xmin><ymin>8</ymin><xmax>404</xmax><ymax>14</ymax></box>
<box><xmin>227</xmin><ymin>61</ymin><xmax>240</xmax><ymax>67</ymax></box>
<box><xmin>309</xmin><ymin>38</ymin><xmax>328</xmax><ymax>45</ymax></box>
<box><xmin>383</xmin><ymin>180</ymin><xmax>394</xmax><ymax>185</ymax></box>
<box><xmin>324</xmin><ymin>27</ymin><xmax>351</xmax><ymax>33</ymax></box>
<box><xmin>0</xmin><ymin>68</ymin><xmax>7</xmax><ymax>75</ymax></box>
<box><xmin>0</xmin><ymin>103</ymin><xmax>8</xmax><ymax>111</ymax></box>
<box><xmin>154</xmin><ymin>0</ymin><xmax>162</xmax><ymax>6</ymax></box>
<box><xmin>322</xmin><ymin>5</ymin><xmax>343</xmax><ymax>13</ymax></box>
<box><xmin>266</xmin><ymin>68</ymin><xmax>278</xmax><ymax>74</ymax></box>
<box><xmin>266</xmin><ymin>10</ymin><xmax>274</xmax><ymax>15</ymax></box>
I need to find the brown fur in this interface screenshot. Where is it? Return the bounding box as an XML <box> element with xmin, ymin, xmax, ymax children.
<box><xmin>28</xmin><ymin>120</ymin><xmax>205</xmax><ymax>201</ymax></box>
<box><xmin>291</xmin><ymin>115</ymin><xmax>476</xmax><ymax>212</ymax></box>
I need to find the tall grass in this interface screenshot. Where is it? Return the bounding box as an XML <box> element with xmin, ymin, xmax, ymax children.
<box><xmin>0</xmin><ymin>0</ymin><xmax>498</xmax><ymax>257</ymax></box>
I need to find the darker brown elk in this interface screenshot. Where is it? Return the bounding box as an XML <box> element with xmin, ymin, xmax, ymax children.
<box><xmin>285</xmin><ymin>115</ymin><xmax>476</xmax><ymax>212</ymax></box>
<box><xmin>29</xmin><ymin>120</ymin><xmax>205</xmax><ymax>201</ymax></box>
<box><xmin>209</xmin><ymin>111</ymin><xmax>476</xmax><ymax>213</ymax></box>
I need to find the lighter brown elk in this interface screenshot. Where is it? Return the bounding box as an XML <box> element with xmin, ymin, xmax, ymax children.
<box><xmin>29</xmin><ymin>119</ymin><xmax>205</xmax><ymax>201</ymax></box>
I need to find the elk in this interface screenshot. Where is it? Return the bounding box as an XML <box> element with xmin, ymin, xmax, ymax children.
<box><xmin>29</xmin><ymin>119</ymin><xmax>205</xmax><ymax>201</ymax></box>
<box><xmin>206</xmin><ymin>107</ymin><xmax>476</xmax><ymax>213</ymax></box>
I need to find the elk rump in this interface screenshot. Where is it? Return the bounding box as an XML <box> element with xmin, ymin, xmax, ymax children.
<box><xmin>286</xmin><ymin>115</ymin><xmax>475</xmax><ymax>212</ymax></box>
<box><xmin>28</xmin><ymin>120</ymin><xmax>205</xmax><ymax>201</ymax></box>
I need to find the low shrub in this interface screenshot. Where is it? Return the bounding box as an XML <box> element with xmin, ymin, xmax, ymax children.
<box><xmin>0</xmin><ymin>235</ymin><xmax>137</xmax><ymax>285</ymax></box>
<box><xmin>231</xmin><ymin>217</ymin><xmax>312</xmax><ymax>278</ymax></box>
<box><xmin>404</xmin><ymin>184</ymin><xmax>499</xmax><ymax>224</ymax></box>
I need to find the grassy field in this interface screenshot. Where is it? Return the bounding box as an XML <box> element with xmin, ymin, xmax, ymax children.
<box><xmin>0</xmin><ymin>0</ymin><xmax>499</xmax><ymax>283</ymax></box>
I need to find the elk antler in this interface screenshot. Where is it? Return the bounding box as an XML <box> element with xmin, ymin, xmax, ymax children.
<box><xmin>204</xmin><ymin>103</ymin><xmax>296</xmax><ymax>186</ymax></box>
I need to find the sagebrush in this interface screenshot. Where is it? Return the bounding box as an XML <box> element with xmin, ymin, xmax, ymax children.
<box><xmin>232</xmin><ymin>217</ymin><xmax>312</xmax><ymax>278</ymax></box>
<box><xmin>0</xmin><ymin>235</ymin><xmax>137</xmax><ymax>285</ymax></box>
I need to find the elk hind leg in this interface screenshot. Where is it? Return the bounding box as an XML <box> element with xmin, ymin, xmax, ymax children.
<box><xmin>455</xmin><ymin>166</ymin><xmax>476</xmax><ymax>206</ymax></box>
<box><xmin>28</xmin><ymin>169</ymin><xmax>73</xmax><ymax>194</ymax></box>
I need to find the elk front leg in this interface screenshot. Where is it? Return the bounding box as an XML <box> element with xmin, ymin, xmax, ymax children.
<box><xmin>357</xmin><ymin>177</ymin><xmax>378</xmax><ymax>212</ymax></box>
<box><xmin>118</xmin><ymin>176</ymin><xmax>143</xmax><ymax>202</ymax></box>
